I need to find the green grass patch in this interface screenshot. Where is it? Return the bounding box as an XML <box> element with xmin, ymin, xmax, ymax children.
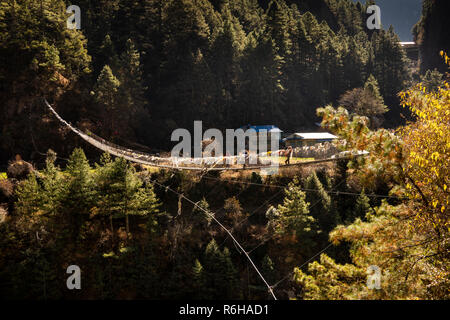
<box><xmin>260</xmin><ymin>156</ymin><xmax>315</xmax><ymax>164</ymax></box>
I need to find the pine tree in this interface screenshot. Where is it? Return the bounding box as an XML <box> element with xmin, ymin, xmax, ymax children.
<box><xmin>119</xmin><ymin>39</ymin><xmax>147</xmax><ymax>112</ymax></box>
<box><xmin>208</xmin><ymin>6</ymin><xmax>246</xmax><ymax>123</ymax></box>
<box><xmin>40</xmin><ymin>150</ymin><xmax>64</xmax><ymax>217</ymax></box>
<box><xmin>267</xmin><ymin>0</ymin><xmax>292</xmax><ymax>59</ymax></box>
<box><xmin>64</xmin><ymin>148</ymin><xmax>95</xmax><ymax>216</ymax></box>
<box><xmin>223</xmin><ymin>196</ymin><xmax>243</xmax><ymax>226</ymax></box>
<box><xmin>15</xmin><ymin>174</ymin><xmax>43</xmax><ymax>216</ymax></box>
<box><xmin>0</xmin><ymin>0</ymin><xmax>91</xmax><ymax>163</ymax></box>
<box><xmin>414</xmin><ymin>0</ymin><xmax>450</xmax><ymax>74</ymax></box>
<box><xmin>304</xmin><ymin>172</ymin><xmax>335</xmax><ymax>234</ymax></box>
<box><xmin>224</xmin><ymin>0</ymin><xmax>264</xmax><ymax>34</ymax></box>
<box><xmin>94</xmin><ymin>65</ymin><xmax>121</xmax><ymax>136</ymax></box>
<box><xmin>271</xmin><ymin>177</ymin><xmax>320</xmax><ymax>247</ymax></box>
<box><xmin>191</xmin><ymin>258</ymin><xmax>207</xmax><ymax>299</ymax></box>
<box><xmin>97</xmin><ymin>34</ymin><xmax>120</xmax><ymax>74</ymax></box>
<box><xmin>192</xmin><ymin>197</ymin><xmax>212</xmax><ymax>227</ymax></box>
<box><xmin>221</xmin><ymin>247</ymin><xmax>241</xmax><ymax>299</ymax></box>
<box><xmin>63</xmin><ymin>148</ymin><xmax>95</xmax><ymax>242</ymax></box>
<box><xmin>350</xmin><ymin>189</ymin><xmax>372</xmax><ymax>223</ymax></box>
<box><xmin>116</xmin><ymin>38</ymin><xmax>149</xmax><ymax>137</ymax></box>
<box><xmin>95</xmin><ymin>65</ymin><xmax>121</xmax><ymax>107</ymax></box>
<box><xmin>0</xmin><ymin>0</ymin><xmax>91</xmax><ymax>100</ymax></box>
<box><xmin>261</xmin><ymin>254</ymin><xmax>276</xmax><ymax>284</ymax></box>
<box><xmin>364</xmin><ymin>74</ymin><xmax>385</xmax><ymax>105</ymax></box>
<box><xmin>370</xmin><ymin>28</ymin><xmax>409</xmax><ymax>105</ymax></box>
<box><xmin>240</xmin><ymin>29</ymin><xmax>286</xmax><ymax>124</ymax></box>
<box><xmin>420</xmin><ymin>69</ymin><xmax>445</xmax><ymax>92</ymax></box>
<box><xmin>202</xmin><ymin>239</ymin><xmax>241</xmax><ymax>299</ymax></box>
<box><xmin>94</xmin><ymin>157</ymin><xmax>160</xmax><ymax>242</ymax></box>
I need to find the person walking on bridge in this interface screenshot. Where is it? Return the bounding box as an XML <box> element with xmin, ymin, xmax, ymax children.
<box><xmin>285</xmin><ymin>146</ymin><xmax>293</xmax><ymax>165</ymax></box>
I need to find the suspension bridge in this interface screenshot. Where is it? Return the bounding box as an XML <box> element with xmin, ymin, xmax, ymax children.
<box><xmin>44</xmin><ymin>99</ymin><xmax>360</xmax><ymax>172</ymax></box>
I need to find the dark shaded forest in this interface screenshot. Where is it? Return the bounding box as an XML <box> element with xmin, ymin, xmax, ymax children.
<box><xmin>0</xmin><ymin>148</ymin><xmax>367</xmax><ymax>299</ymax></box>
<box><xmin>414</xmin><ymin>0</ymin><xmax>450</xmax><ymax>74</ymax></box>
<box><xmin>1</xmin><ymin>0</ymin><xmax>427</xmax><ymax>165</ymax></box>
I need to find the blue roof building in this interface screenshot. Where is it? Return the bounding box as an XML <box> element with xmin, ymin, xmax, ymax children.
<box><xmin>239</xmin><ymin>124</ymin><xmax>283</xmax><ymax>134</ymax></box>
<box><xmin>238</xmin><ymin>125</ymin><xmax>283</xmax><ymax>152</ymax></box>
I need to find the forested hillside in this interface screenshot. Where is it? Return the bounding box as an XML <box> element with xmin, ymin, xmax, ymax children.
<box><xmin>414</xmin><ymin>0</ymin><xmax>450</xmax><ymax>74</ymax></box>
<box><xmin>1</xmin><ymin>0</ymin><xmax>411</xmax><ymax>164</ymax></box>
<box><xmin>0</xmin><ymin>0</ymin><xmax>449</xmax><ymax>301</ymax></box>
<box><xmin>1</xmin><ymin>71</ymin><xmax>448</xmax><ymax>299</ymax></box>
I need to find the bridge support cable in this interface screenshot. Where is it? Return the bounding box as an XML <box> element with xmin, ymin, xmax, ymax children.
<box><xmin>148</xmin><ymin>178</ymin><xmax>278</xmax><ymax>300</ymax></box>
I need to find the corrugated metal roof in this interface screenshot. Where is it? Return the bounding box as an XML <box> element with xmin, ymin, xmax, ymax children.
<box><xmin>285</xmin><ymin>132</ymin><xmax>338</xmax><ymax>140</ymax></box>
<box><xmin>400</xmin><ymin>42</ymin><xmax>416</xmax><ymax>46</ymax></box>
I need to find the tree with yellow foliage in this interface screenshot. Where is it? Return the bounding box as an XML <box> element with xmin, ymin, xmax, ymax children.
<box><xmin>399</xmin><ymin>51</ymin><xmax>450</xmax><ymax>240</ymax></box>
<box><xmin>295</xmin><ymin>54</ymin><xmax>449</xmax><ymax>300</ymax></box>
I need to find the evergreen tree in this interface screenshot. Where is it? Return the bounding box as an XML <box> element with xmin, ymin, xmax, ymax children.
<box><xmin>414</xmin><ymin>0</ymin><xmax>450</xmax><ymax>74</ymax></box>
<box><xmin>208</xmin><ymin>6</ymin><xmax>246</xmax><ymax>124</ymax></box>
<box><xmin>116</xmin><ymin>38</ymin><xmax>149</xmax><ymax>137</ymax></box>
<box><xmin>94</xmin><ymin>65</ymin><xmax>121</xmax><ymax>136</ymax></box>
<box><xmin>192</xmin><ymin>197</ymin><xmax>212</xmax><ymax>227</ymax></box>
<box><xmin>261</xmin><ymin>254</ymin><xmax>276</xmax><ymax>284</ymax></box>
<box><xmin>202</xmin><ymin>239</ymin><xmax>241</xmax><ymax>299</ymax></box>
<box><xmin>350</xmin><ymin>189</ymin><xmax>372</xmax><ymax>223</ymax></box>
<box><xmin>191</xmin><ymin>258</ymin><xmax>207</xmax><ymax>299</ymax></box>
<box><xmin>364</xmin><ymin>74</ymin><xmax>385</xmax><ymax>105</ymax></box>
<box><xmin>0</xmin><ymin>0</ymin><xmax>91</xmax><ymax>100</ymax></box>
<box><xmin>63</xmin><ymin>148</ymin><xmax>95</xmax><ymax>242</ymax></box>
<box><xmin>420</xmin><ymin>69</ymin><xmax>445</xmax><ymax>92</ymax></box>
<box><xmin>304</xmin><ymin>172</ymin><xmax>335</xmax><ymax>235</ymax></box>
<box><xmin>15</xmin><ymin>174</ymin><xmax>43</xmax><ymax>216</ymax></box>
<box><xmin>370</xmin><ymin>28</ymin><xmax>409</xmax><ymax>106</ymax></box>
<box><xmin>94</xmin><ymin>156</ymin><xmax>160</xmax><ymax>242</ymax></box>
<box><xmin>223</xmin><ymin>196</ymin><xmax>243</xmax><ymax>226</ymax></box>
<box><xmin>119</xmin><ymin>39</ymin><xmax>147</xmax><ymax>109</ymax></box>
<box><xmin>267</xmin><ymin>0</ymin><xmax>292</xmax><ymax>59</ymax></box>
<box><xmin>64</xmin><ymin>148</ymin><xmax>95</xmax><ymax>216</ymax></box>
<box><xmin>270</xmin><ymin>177</ymin><xmax>320</xmax><ymax>247</ymax></box>
<box><xmin>224</xmin><ymin>0</ymin><xmax>264</xmax><ymax>34</ymax></box>
<box><xmin>240</xmin><ymin>30</ymin><xmax>285</xmax><ymax>124</ymax></box>
<box><xmin>0</xmin><ymin>0</ymin><xmax>91</xmax><ymax>162</ymax></box>
<box><xmin>96</xmin><ymin>34</ymin><xmax>120</xmax><ymax>75</ymax></box>
<box><xmin>40</xmin><ymin>150</ymin><xmax>64</xmax><ymax>217</ymax></box>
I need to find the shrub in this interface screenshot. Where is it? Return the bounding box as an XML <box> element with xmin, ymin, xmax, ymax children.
<box><xmin>0</xmin><ymin>179</ymin><xmax>14</xmax><ymax>204</ymax></box>
<box><xmin>7</xmin><ymin>160</ymin><xmax>34</xmax><ymax>181</ymax></box>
